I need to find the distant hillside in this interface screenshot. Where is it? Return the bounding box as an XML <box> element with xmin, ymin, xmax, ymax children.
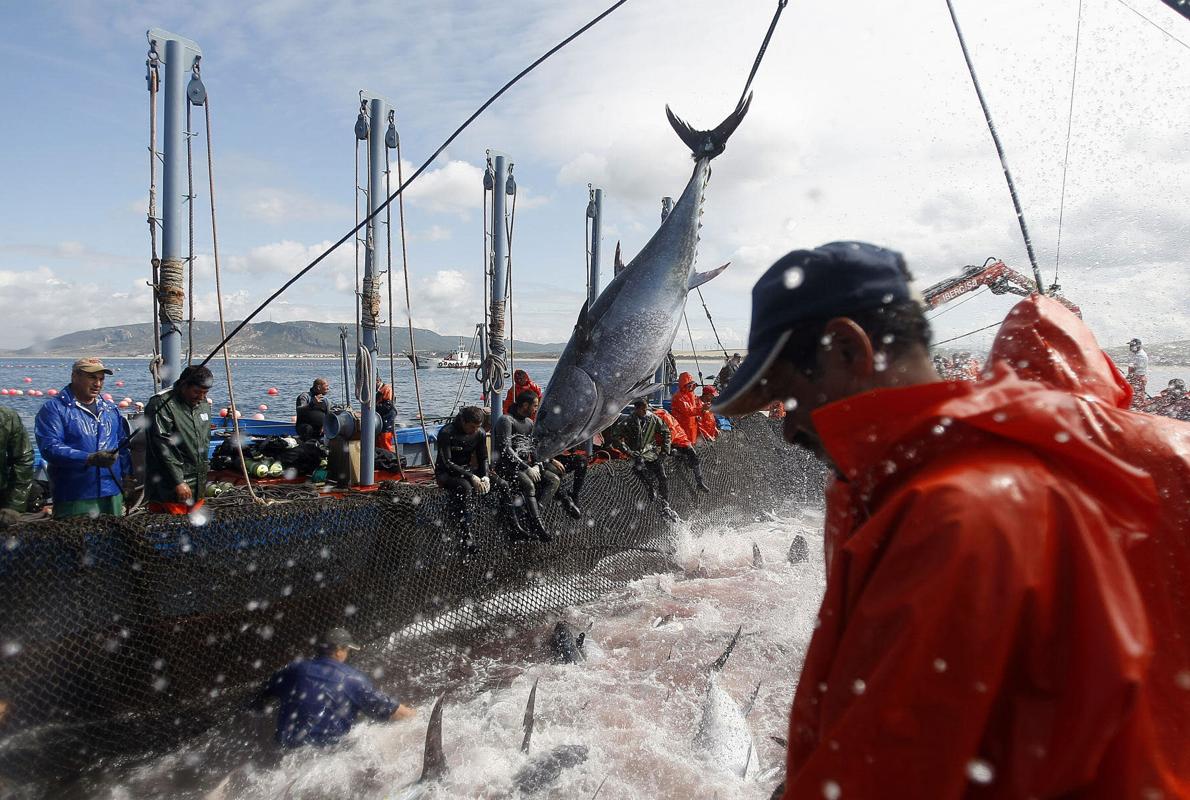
<box><xmin>1104</xmin><ymin>339</ymin><xmax>1190</xmax><ymax>366</ymax></box>
<box><xmin>4</xmin><ymin>321</ymin><xmax>568</xmax><ymax>358</ymax></box>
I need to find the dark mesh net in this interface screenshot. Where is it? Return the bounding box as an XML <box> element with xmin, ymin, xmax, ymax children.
<box><xmin>0</xmin><ymin>414</ymin><xmax>822</xmax><ymax>792</ymax></box>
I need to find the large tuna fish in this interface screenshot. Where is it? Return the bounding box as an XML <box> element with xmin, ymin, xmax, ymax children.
<box><xmin>532</xmin><ymin>95</ymin><xmax>751</xmax><ymax>458</ymax></box>
<box><xmin>693</xmin><ymin>626</ymin><xmax>759</xmax><ymax>779</ymax></box>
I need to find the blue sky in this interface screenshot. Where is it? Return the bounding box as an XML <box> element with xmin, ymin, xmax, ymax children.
<box><xmin>1</xmin><ymin>0</ymin><xmax>1187</xmax><ymax>354</ymax></box>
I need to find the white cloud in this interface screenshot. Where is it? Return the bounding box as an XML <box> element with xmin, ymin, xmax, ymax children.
<box><xmin>239</xmin><ymin>187</ymin><xmax>351</xmax><ymax>224</ymax></box>
<box><xmin>0</xmin><ymin>267</ymin><xmax>150</xmax><ymax>349</ymax></box>
<box><xmin>402</xmin><ymin>159</ymin><xmax>484</xmax><ymax>217</ymax></box>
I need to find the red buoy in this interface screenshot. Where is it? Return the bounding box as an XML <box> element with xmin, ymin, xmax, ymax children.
<box><xmin>115</xmin><ymin>380</ymin><xmax>125</xmax><ymax>387</ymax></box>
<box><xmin>252</xmin><ymin>413</ymin><xmax>265</xmax><ymax>420</ymax></box>
<box><xmin>219</xmin><ymin>408</ymin><xmax>229</xmax><ymax>418</ymax></box>
<box><xmin>103</xmin><ymin>393</ymin><xmax>113</xmax><ymax>401</ymax></box>
<box><xmin>22</xmin><ymin>377</ymin><xmax>32</xmax><ymax>383</ymax></box>
<box><xmin>266</xmin><ymin>387</ymin><xmax>279</xmax><ymax>396</ymax></box>
<box><xmin>47</xmin><ymin>388</ymin><xmax>58</xmax><ymax>396</ymax></box>
<box><xmin>258</xmin><ymin>404</ymin><xmax>268</xmax><ymax>411</ymax></box>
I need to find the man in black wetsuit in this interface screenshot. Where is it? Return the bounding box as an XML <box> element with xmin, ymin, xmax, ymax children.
<box><xmin>493</xmin><ymin>392</ymin><xmax>560</xmax><ymax>542</ymax></box>
<box><xmin>434</xmin><ymin>405</ymin><xmax>489</xmax><ymax>554</ymax></box>
<box><xmin>295</xmin><ymin>378</ymin><xmax>331</xmax><ymax>440</ymax></box>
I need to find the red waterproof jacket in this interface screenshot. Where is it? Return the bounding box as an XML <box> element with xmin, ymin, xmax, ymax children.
<box><xmin>654</xmin><ymin>407</ymin><xmax>691</xmax><ymax>448</ymax></box>
<box><xmin>502</xmin><ymin>376</ymin><xmax>542</xmax><ymax>417</ymax></box>
<box><xmin>671</xmin><ymin>372</ymin><xmax>702</xmax><ymax>445</ymax></box>
<box><xmin>697</xmin><ymin>407</ymin><xmax>719</xmax><ymax>441</ymax></box>
<box><xmin>785</xmin><ymin>296</ymin><xmax>1190</xmax><ymax>799</ymax></box>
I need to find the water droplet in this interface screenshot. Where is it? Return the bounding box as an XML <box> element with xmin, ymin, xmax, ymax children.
<box><xmin>931</xmin><ymin>424</ymin><xmax>946</xmax><ymax>436</ymax></box>
<box><xmin>851</xmin><ymin>678</ymin><xmax>867</xmax><ymax>695</ymax></box>
<box><xmin>992</xmin><ymin>412</ymin><xmax>1008</xmax><ymax>423</ymax></box>
<box><xmin>2</xmin><ymin>640</ymin><xmax>23</xmax><ymax>658</ymax></box>
<box><xmin>873</xmin><ymin>352</ymin><xmax>888</xmax><ymax>372</ymax></box>
<box><xmin>152</xmin><ymin>677</ymin><xmax>169</xmax><ymax>692</ymax></box>
<box><xmin>822</xmin><ymin>779</ymin><xmax>842</xmax><ymax>799</ymax></box>
<box><xmin>1054</xmin><ymin>431</ymin><xmax>1071</xmax><ymax>443</ymax></box>
<box><xmin>1175</xmin><ymin>671</ymin><xmax>1190</xmax><ymax>690</ymax></box>
<box><xmin>783</xmin><ymin>267</ymin><xmax>805</xmax><ymax>290</ymax></box>
<box><xmin>933</xmin><ymin>658</ymin><xmax>947</xmax><ymax>672</ymax></box>
<box><xmin>783</xmin><ymin>397</ymin><xmax>798</xmax><ymax>411</ymax></box>
<box><xmin>966</xmin><ymin>759</ymin><xmax>995</xmax><ymax>784</ymax></box>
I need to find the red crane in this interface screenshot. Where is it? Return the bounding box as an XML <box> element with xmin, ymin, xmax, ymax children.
<box><xmin>921</xmin><ymin>260</ymin><xmax>1081</xmax><ymax>318</ymax></box>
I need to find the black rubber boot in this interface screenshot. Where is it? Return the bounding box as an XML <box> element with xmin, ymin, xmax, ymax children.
<box><xmin>505</xmin><ymin>501</ymin><xmax>532</xmax><ymax>542</ymax></box>
<box><xmin>558</xmin><ymin>493</ymin><xmax>582</xmax><ymax>519</ymax></box>
<box><xmin>692</xmin><ymin>461</ymin><xmax>710</xmax><ymax>493</ymax></box>
<box><xmin>524</xmin><ymin>494</ymin><xmax>553</xmax><ymax>542</ymax></box>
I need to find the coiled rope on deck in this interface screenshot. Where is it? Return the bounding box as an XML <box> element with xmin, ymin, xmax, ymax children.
<box><xmin>200</xmin><ymin>0</ymin><xmax>632</xmax><ymax>365</ymax></box>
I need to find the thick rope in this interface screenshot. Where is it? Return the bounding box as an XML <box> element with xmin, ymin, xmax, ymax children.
<box><xmin>146</xmin><ymin>49</ymin><xmax>162</xmax><ymax>394</ymax></box>
<box><xmin>945</xmin><ymin>0</ymin><xmax>1044</xmax><ymax>293</ymax></box>
<box><xmin>682</xmin><ymin>310</ymin><xmax>704</xmax><ymax>384</ymax></box>
<box><xmin>1053</xmin><ymin>0</ymin><xmax>1085</xmax><ymax>290</ymax></box>
<box><xmin>934</xmin><ymin>320</ymin><xmax>1004</xmax><ymax>347</ymax></box>
<box><xmin>481</xmin><ymin>163</ymin><xmax>492</xmax><ymax>400</ymax></box>
<box><xmin>203</xmin><ymin>98</ymin><xmax>261</xmax><ymax>503</ymax></box>
<box><xmin>394</xmin><ymin>132</ymin><xmax>435</xmax><ymax>466</ymax></box>
<box><xmin>200</xmin><ymin>0</ymin><xmax>632</xmax><ymax>365</ymax></box>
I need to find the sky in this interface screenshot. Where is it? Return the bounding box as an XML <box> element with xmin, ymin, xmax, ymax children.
<box><xmin>0</xmin><ymin>0</ymin><xmax>1187</xmax><ymax>355</ymax></box>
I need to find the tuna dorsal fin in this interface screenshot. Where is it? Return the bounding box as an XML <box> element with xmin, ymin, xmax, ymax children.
<box><xmin>688</xmin><ymin>261</ymin><xmax>730</xmax><ymax>292</ymax></box>
<box><xmin>420</xmin><ymin>694</ymin><xmax>448</xmax><ymax>782</ymax></box>
<box><xmin>521</xmin><ymin>677</ymin><xmax>539</xmax><ymax>753</ymax></box>
<box><xmin>741</xmin><ymin>681</ymin><xmax>762</xmax><ymax>716</ymax></box>
<box><xmin>666</xmin><ymin>93</ymin><xmax>753</xmax><ymax>161</ymax></box>
<box><xmin>751</xmin><ymin>541</ymin><xmax>764</xmax><ymax>569</ymax></box>
<box><xmin>575</xmin><ymin>300</ymin><xmax>594</xmax><ymax>353</ymax></box>
<box><xmin>613</xmin><ymin>241</ymin><xmax>625</xmax><ymax>275</ymax></box>
<box><xmin>709</xmin><ymin>625</ymin><xmax>743</xmax><ymax>673</ymax></box>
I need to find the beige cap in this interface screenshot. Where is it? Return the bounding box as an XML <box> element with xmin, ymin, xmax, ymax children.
<box><xmin>72</xmin><ymin>358</ymin><xmax>113</xmax><ymax>375</ymax></box>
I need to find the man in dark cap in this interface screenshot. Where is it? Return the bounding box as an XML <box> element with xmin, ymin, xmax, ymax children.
<box><xmin>716</xmin><ymin>242</ymin><xmax>1190</xmax><ymax>798</ymax></box>
<box><xmin>144</xmin><ymin>365</ymin><xmax>214</xmax><ymax>514</ymax></box>
<box><xmin>253</xmin><ymin>627</ymin><xmax>414</xmax><ymax>748</ymax></box>
<box><xmin>34</xmin><ymin>357</ymin><xmax>132</xmax><ymax>518</ymax></box>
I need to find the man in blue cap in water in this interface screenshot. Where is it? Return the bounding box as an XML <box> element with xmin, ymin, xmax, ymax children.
<box><xmin>253</xmin><ymin>627</ymin><xmax>415</xmax><ymax>748</ymax></box>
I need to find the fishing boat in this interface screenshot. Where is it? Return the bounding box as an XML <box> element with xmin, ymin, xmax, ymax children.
<box><xmin>436</xmin><ymin>343</ymin><xmax>481</xmax><ymax>369</ymax></box>
<box><xmin>403</xmin><ymin>352</ymin><xmax>433</xmax><ymax>369</ymax></box>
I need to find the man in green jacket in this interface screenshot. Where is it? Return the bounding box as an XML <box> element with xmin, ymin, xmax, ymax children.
<box><xmin>145</xmin><ymin>365</ymin><xmax>213</xmax><ymax>513</ymax></box>
<box><xmin>0</xmin><ymin>406</ymin><xmax>34</xmax><ymax>525</ymax></box>
<box><xmin>606</xmin><ymin>398</ymin><xmax>672</xmax><ymax>502</ymax></box>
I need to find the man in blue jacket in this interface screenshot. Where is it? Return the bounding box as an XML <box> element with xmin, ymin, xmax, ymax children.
<box><xmin>253</xmin><ymin>627</ymin><xmax>415</xmax><ymax>748</ymax></box>
<box><xmin>34</xmin><ymin>358</ymin><xmax>131</xmax><ymax>519</ymax></box>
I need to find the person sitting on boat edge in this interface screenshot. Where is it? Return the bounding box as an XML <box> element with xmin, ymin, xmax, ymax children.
<box><xmin>714</xmin><ymin>241</ymin><xmax>1190</xmax><ymax>799</ymax></box>
<box><xmin>434</xmin><ymin>405</ymin><xmax>490</xmax><ymax>554</ymax></box>
<box><xmin>606</xmin><ymin>398</ymin><xmax>672</xmax><ymax>504</ymax></box>
<box><xmin>295</xmin><ymin>378</ymin><xmax>330</xmax><ymax>440</ymax></box>
<box><xmin>375</xmin><ymin>382</ymin><xmax>397</xmax><ymax>452</ymax></box>
<box><xmin>1124</xmin><ymin>336</ymin><xmax>1148</xmax><ymax>407</ymax></box>
<box><xmin>493</xmin><ymin>392</ymin><xmax>569</xmax><ymax>543</ymax></box>
<box><xmin>501</xmin><ymin>369</ymin><xmax>543</xmax><ymax>418</ymax></box>
<box><xmin>144</xmin><ymin>365</ymin><xmax>213</xmax><ymax>515</ymax></box>
<box><xmin>697</xmin><ymin>385</ymin><xmax>720</xmax><ymax>442</ymax></box>
<box><xmin>0</xmin><ymin>405</ymin><xmax>35</xmax><ymax>526</ymax></box>
<box><xmin>653</xmin><ymin>404</ymin><xmax>710</xmax><ymax>493</ymax></box>
<box><xmin>34</xmin><ymin>357</ymin><xmax>132</xmax><ymax>519</ymax></box>
<box><xmin>251</xmin><ymin>627</ymin><xmax>414</xmax><ymax>748</ymax></box>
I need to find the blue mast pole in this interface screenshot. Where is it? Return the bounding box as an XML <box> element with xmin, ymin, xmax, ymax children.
<box><xmin>585</xmin><ymin>187</ymin><xmax>603</xmax><ymax>455</ymax></box>
<box><xmin>358</xmin><ymin>94</ymin><xmax>387</xmax><ymax>486</ymax></box>
<box><xmin>489</xmin><ymin>154</ymin><xmax>509</xmax><ymax>428</ymax></box>
<box><xmin>148</xmin><ymin>30</ymin><xmax>201</xmax><ymax>386</ymax></box>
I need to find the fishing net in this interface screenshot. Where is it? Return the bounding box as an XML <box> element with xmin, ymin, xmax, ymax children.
<box><xmin>0</xmin><ymin>414</ymin><xmax>822</xmax><ymax>792</ymax></box>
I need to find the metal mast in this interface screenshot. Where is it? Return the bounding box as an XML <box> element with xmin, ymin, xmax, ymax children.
<box><xmin>147</xmin><ymin>29</ymin><xmax>201</xmax><ymax>386</ymax></box>
<box><xmin>489</xmin><ymin>154</ymin><xmax>510</xmax><ymax>427</ymax></box>
<box><xmin>358</xmin><ymin>93</ymin><xmax>389</xmax><ymax>486</ymax></box>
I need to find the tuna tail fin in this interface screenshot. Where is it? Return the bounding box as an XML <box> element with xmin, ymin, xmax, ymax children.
<box><xmin>688</xmin><ymin>261</ymin><xmax>730</xmax><ymax>291</ymax></box>
<box><xmin>521</xmin><ymin>678</ymin><xmax>539</xmax><ymax>753</ymax></box>
<box><xmin>709</xmin><ymin>625</ymin><xmax>744</xmax><ymax>673</ymax></box>
<box><xmin>666</xmin><ymin>93</ymin><xmax>753</xmax><ymax>161</ymax></box>
<box><xmin>420</xmin><ymin>694</ymin><xmax>448</xmax><ymax>782</ymax></box>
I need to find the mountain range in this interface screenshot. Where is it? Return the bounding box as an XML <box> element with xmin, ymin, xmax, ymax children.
<box><xmin>3</xmin><ymin>321</ymin><xmax>569</xmax><ymax>358</ymax></box>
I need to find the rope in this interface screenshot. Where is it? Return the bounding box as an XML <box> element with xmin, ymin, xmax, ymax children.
<box><xmin>736</xmin><ymin>0</ymin><xmax>789</xmax><ymax>108</ymax></box>
<box><xmin>1053</xmin><ymin>0</ymin><xmax>1085</xmax><ymax>290</ymax></box>
<box><xmin>384</xmin><ymin>113</ymin><xmax>396</xmax><ymax>391</ymax></box>
<box><xmin>481</xmin><ymin>157</ymin><xmax>492</xmax><ymax>400</ymax></box>
<box><xmin>945</xmin><ymin>0</ymin><xmax>1045</xmax><ymax>293</ymax></box>
<box><xmin>478</xmin><ymin>299</ymin><xmax>508</xmax><ymax>398</ymax></box>
<box><xmin>185</xmin><ymin>98</ymin><xmax>196</xmax><ymax>366</ymax></box>
<box><xmin>682</xmin><ymin>310</ymin><xmax>704</xmax><ymax>383</ymax></box>
<box><xmin>200</xmin><ymin>0</ymin><xmax>632</xmax><ymax>365</ymax></box>
<box><xmin>694</xmin><ymin>287</ymin><xmax>729</xmax><ymax>359</ymax></box>
<box><xmin>505</xmin><ymin>173</ymin><xmax>518</xmax><ymax>376</ymax></box>
<box><xmin>451</xmin><ymin>327</ymin><xmax>481</xmax><ymax>414</ymax></box>
<box><xmin>202</xmin><ymin>96</ymin><xmax>261</xmax><ymax>503</ymax></box>
<box><xmin>1111</xmin><ymin>0</ymin><xmax>1190</xmax><ymax>51</ymax></box>
<box><xmin>934</xmin><ymin>320</ymin><xmax>1004</xmax><ymax>347</ymax></box>
<box><xmin>146</xmin><ymin>47</ymin><xmax>162</xmax><ymax>394</ymax></box>
<box><xmin>394</xmin><ymin>129</ymin><xmax>435</xmax><ymax>466</ymax></box>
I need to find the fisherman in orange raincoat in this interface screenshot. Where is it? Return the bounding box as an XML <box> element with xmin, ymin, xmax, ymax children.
<box><xmin>697</xmin><ymin>385</ymin><xmax>720</xmax><ymax>441</ymax></box>
<box><xmin>502</xmin><ymin>370</ymin><xmax>542</xmax><ymax>419</ymax></box>
<box><xmin>670</xmin><ymin>372</ymin><xmax>702</xmax><ymax>444</ymax></box>
<box><xmin>654</xmin><ymin>405</ymin><xmax>710</xmax><ymax>493</ymax></box>
<box><xmin>716</xmin><ymin>242</ymin><xmax>1190</xmax><ymax>800</ymax></box>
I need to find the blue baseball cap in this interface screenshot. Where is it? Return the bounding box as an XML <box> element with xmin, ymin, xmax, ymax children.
<box><xmin>714</xmin><ymin>241</ymin><xmax>914</xmax><ymax>415</ymax></box>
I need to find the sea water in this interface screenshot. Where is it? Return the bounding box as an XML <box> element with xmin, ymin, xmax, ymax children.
<box><xmin>74</xmin><ymin>503</ymin><xmax>825</xmax><ymax>799</ymax></box>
